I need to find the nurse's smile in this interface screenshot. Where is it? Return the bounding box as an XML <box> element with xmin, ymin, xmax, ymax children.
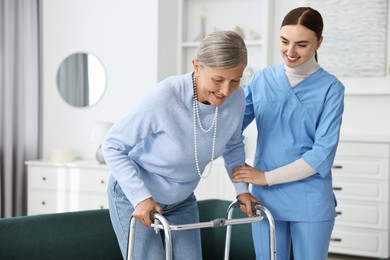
<box><xmin>286</xmin><ymin>55</ymin><xmax>300</xmax><ymax>62</ymax></box>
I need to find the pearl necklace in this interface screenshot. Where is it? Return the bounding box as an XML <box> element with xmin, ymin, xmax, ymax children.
<box><xmin>192</xmin><ymin>72</ymin><xmax>218</xmax><ymax>178</ymax></box>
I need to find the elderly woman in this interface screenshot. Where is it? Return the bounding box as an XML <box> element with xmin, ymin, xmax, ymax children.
<box><xmin>103</xmin><ymin>30</ymin><xmax>258</xmax><ymax>259</ymax></box>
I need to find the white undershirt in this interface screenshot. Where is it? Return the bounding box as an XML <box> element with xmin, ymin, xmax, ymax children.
<box><xmin>264</xmin><ymin>55</ymin><xmax>320</xmax><ymax>186</ymax></box>
<box><xmin>284</xmin><ymin>55</ymin><xmax>321</xmax><ymax>88</ymax></box>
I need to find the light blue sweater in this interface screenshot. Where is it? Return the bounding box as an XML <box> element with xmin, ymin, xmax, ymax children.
<box><xmin>102</xmin><ymin>72</ymin><xmax>248</xmax><ymax>206</ymax></box>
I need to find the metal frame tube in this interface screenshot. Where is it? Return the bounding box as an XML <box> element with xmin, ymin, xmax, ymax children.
<box><xmin>126</xmin><ymin>214</ymin><xmax>172</xmax><ymax>260</ymax></box>
<box><xmin>154</xmin><ymin>213</ymin><xmax>172</xmax><ymax>260</ymax></box>
<box><xmin>223</xmin><ymin>201</ymin><xmax>276</xmax><ymax>260</ymax></box>
<box><xmin>223</xmin><ymin>201</ymin><xmax>236</xmax><ymax>260</ymax></box>
<box><xmin>126</xmin><ymin>216</ymin><xmax>136</xmax><ymax>260</ymax></box>
<box><xmin>126</xmin><ymin>200</ymin><xmax>276</xmax><ymax>260</ymax></box>
<box><xmin>255</xmin><ymin>204</ymin><xmax>276</xmax><ymax>260</ymax></box>
<box><xmin>151</xmin><ymin>217</ymin><xmax>262</xmax><ymax>232</ymax></box>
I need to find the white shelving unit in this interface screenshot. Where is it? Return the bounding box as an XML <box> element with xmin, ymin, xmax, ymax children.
<box><xmin>329</xmin><ymin>135</ymin><xmax>390</xmax><ymax>258</ymax></box>
<box><xmin>26</xmin><ymin>160</ymin><xmax>109</xmax><ymax>215</ymax></box>
<box><xmin>176</xmin><ymin>0</ymin><xmax>273</xmax><ymax>85</ymax></box>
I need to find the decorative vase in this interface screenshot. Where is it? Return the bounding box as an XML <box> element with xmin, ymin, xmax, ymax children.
<box><xmin>96</xmin><ymin>145</ymin><xmax>106</xmax><ymax>164</ymax></box>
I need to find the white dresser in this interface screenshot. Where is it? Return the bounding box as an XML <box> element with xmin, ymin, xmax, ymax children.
<box><xmin>26</xmin><ymin>160</ymin><xmax>110</xmax><ymax>215</ymax></box>
<box><xmin>329</xmin><ymin>135</ymin><xmax>390</xmax><ymax>259</ymax></box>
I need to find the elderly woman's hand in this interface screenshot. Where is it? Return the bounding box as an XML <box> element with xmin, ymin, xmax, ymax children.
<box><xmin>236</xmin><ymin>193</ymin><xmax>262</xmax><ymax>217</ymax></box>
<box><xmin>133</xmin><ymin>197</ymin><xmax>163</xmax><ymax>227</ymax></box>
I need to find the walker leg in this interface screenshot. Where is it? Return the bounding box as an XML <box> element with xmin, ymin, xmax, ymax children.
<box><xmin>223</xmin><ymin>201</ymin><xmax>277</xmax><ymax>260</ymax></box>
<box><xmin>224</xmin><ymin>201</ymin><xmax>237</xmax><ymax>260</ymax></box>
<box><xmin>126</xmin><ymin>216</ymin><xmax>137</xmax><ymax>260</ymax></box>
<box><xmin>126</xmin><ymin>213</ymin><xmax>172</xmax><ymax>260</ymax></box>
<box><xmin>154</xmin><ymin>213</ymin><xmax>173</xmax><ymax>260</ymax></box>
<box><xmin>255</xmin><ymin>204</ymin><xmax>277</xmax><ymax>260</ymax></box>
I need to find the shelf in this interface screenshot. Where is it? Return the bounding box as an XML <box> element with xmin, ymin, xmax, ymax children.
<box><xmin>177</xmin><ymin>0</ymin><xmax>273</xmax><ymax>74</ymax></box>
<box><xmin>181</xmin><ymin>40</ymin><xmax>263</xmax><ymax>48</ymax></box>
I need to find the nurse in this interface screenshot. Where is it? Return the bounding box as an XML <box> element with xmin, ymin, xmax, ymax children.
<box><xmin>232</xmin><ymin>7</ymin><xmax>345</xmax><ymax>260</ymax></box>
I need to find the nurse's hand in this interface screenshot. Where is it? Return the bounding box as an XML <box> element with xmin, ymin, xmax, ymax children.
<box><xmin>236</xmin><ymin>193</ymin><xmax>262</xmax><ymax>217</ymax></box>
<box><xmin>133</xmin><ymin>197</ymin><xmax>163</xmax><ymax>227</ymax></box>
<box><xmin>232</xmin><ymin>164</ymin><xmax>268</xmax><ymax>186</ymax></box>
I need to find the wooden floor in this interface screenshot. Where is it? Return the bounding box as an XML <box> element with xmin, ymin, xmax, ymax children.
<box><xmin>328</xmin><ymin>253</ymin><xmax>379</xmax><ymax>260</ymax></box>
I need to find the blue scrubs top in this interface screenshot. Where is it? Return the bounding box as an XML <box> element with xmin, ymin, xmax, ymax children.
<box><xmin>244</xmin><ymin>64</ymin><xmax>345</xmax><ymax>221</ymax></box>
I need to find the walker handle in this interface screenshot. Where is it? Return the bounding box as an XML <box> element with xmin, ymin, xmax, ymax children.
<box><xmin>237</xmin><ymin>200</ymin><xmax>259</xmax><ymax>214</ymax></box>
<box><xmin>149</xmin><ymin>210</ymin><xmax>159</xmax><ymax>222</ymax></box>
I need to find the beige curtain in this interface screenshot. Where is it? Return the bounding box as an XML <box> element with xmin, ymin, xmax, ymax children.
<box><xmin>0</xmin><ymin>0</ymin><xmax>40</xmax><ymax>217</ymax></box>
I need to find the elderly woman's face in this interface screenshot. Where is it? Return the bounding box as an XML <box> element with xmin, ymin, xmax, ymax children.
<box><xmin>279</xmin><ymin>24</ymin><xmax>323</xmax><ymax>68</ymax></box>
<box><xmin>192</xmin><ymin>60</ymin><xmax>245</xmax><ymax>106</ymax></box>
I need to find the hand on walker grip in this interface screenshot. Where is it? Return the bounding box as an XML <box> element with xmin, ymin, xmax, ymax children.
<box><xmin>236</xmin><ymin>193</ymin><xmax>262</xmax><ymax>217</ymax></box>
<box><xmin>133</xmin><ymin>197</ymin><xmax>162</xmax><ymax>227</ymax></box>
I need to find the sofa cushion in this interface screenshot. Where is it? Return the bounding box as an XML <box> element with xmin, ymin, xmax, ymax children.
<box><xmin>0</xmin><ymin>209</ymin><xmax>122</xmax><ymax>260</ymax></box>
<box><xmin>198</xmin><ymin>199</ymin><xmax>255</xmax><ymax>260</ymax></box>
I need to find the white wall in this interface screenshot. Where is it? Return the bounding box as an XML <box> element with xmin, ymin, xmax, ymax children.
<box><xmin>41</xmin><ymin>0</ymin><xmax>390</xmax><ymax>162</ymax></box>
<box><xmin>270</xmin><ymin>0</ymin><xmax>390</xmax><ymax>139</ymax></box>
<box><xmin>41</xmin><ymin>0</ymin><xmax>177</xmax><ymax>160</ymax></box>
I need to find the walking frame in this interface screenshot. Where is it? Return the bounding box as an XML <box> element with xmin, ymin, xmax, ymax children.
<box><xmin>126</xmin><ymin>200</ymin><xmax>276</xmax><ymax>260</ymax></box>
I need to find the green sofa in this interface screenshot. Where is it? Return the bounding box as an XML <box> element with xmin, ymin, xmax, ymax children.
<box><xmin>0</xmin><ymin>208</ymin><xmax>122</xmax><ymax>260</ymax></box>
<box><xmin>0</xmin><ymin>199</ymin><xmax>255</xmax><ymax>260</ymax></box>
<box><xmin>198</xmin><ymin>199</ymin><xmax>255</xmax><ymax>260</ymax></box>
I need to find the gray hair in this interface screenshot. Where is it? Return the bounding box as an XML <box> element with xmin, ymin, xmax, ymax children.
<box><xmin>196</xmin><ymin>31</ymin><xmax>247</xmax><ymax>69</ymax></box>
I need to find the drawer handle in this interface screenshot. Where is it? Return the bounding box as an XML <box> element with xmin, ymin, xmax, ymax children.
<box><xmin>333</xmin><ymin>187</ymin><xmax>342</xmax><ymax>191</ymax></box>
<box><xmin>330</xmin><ymin>238</ymin><xmax>342</xmax><ymax>242</ymax></box>
<box><xmin>336</xmin><ymin>211</ymin><xmax>342</xmax><ymax>216</ymax></box>
<box><xmin>100</xmin><ymin>205</ymin><xmax>104</xmax><ymax>209</ymax></box>
<box><xmin>41</xmin><ymin>201</ymin><xmax>46</xmax><ymax>206</ymax></box>
<box><xmin>42</xmin><ymin>177</ymin><xmax>47</xmax><ymax>181</ymax></box>
<box><xmin>332</xmin><ymin>165</ymin><xmax>343</xmax><ymax>169</ymax></box>
<box><xmin>100</xmin><ymin>180</ymin><xmax>105</xmax><ymax>184</ymax></box>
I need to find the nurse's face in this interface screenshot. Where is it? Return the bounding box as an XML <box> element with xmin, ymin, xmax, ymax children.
<box><xmin>192</xmin><ymin>59</ymin><xmax>245</xmax><ymax>106</ymax></box>
<box><xmin>279</xmin><ymin>24</ymin><xmax>323</xmax><ymax>68</ymax></box>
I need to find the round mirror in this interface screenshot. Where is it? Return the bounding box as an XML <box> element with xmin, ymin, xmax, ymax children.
<box><xmin>57</xmin><ymin>52</ymin><xmax>106</xmax><ymax>107</ymax></box>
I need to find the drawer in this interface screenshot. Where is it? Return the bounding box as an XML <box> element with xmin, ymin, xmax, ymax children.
<box><xmin>68</xmin><ymin>169</ymin><xmax>109</xmax><ymax>193</ymax></box>
<box><xmin>28</xmin><ymin>190</ymin><xmax>70</xmax><ymax>214</ymax></box>
<box><xmin>28</xmin><ymin>170</ymin><xmax>68</xmax><ymax>190</ymax></box>
<box><xmin>28</xmin><ymin>167</ymin><xmax>109</xmax><ymax>192</ymax></box>
<box><xmin>72</xmin><ymin>193</ymin><xmax>109</xmax><ymax>211</ymax></box>
<box><xmin>332</xmin><ymin>157</ymin><xmax>388</xmax><ymax>180</ymax></box>
<box><xmin>336</xmin><ymin>141</ymin><xmax>389</xmax><ymax>158</ymax></box>
<box><xmin>329</xmin><ymin>227</ymin><xmax>388</xmax><ymax>258</ymax></box>
<box><xmin>334</xmin><ymin>200</ymin><xmax>388</xmax><ymax>229</ymax></box>
<box><xmin>28</xmin><ymin>190</ymin><xmax>108</xmax><ymax>215</ymax></box>
<box><xmin>333</xmin><ymin>178</ymin><xmax>388</xmax><ymax>202</ymax></box>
